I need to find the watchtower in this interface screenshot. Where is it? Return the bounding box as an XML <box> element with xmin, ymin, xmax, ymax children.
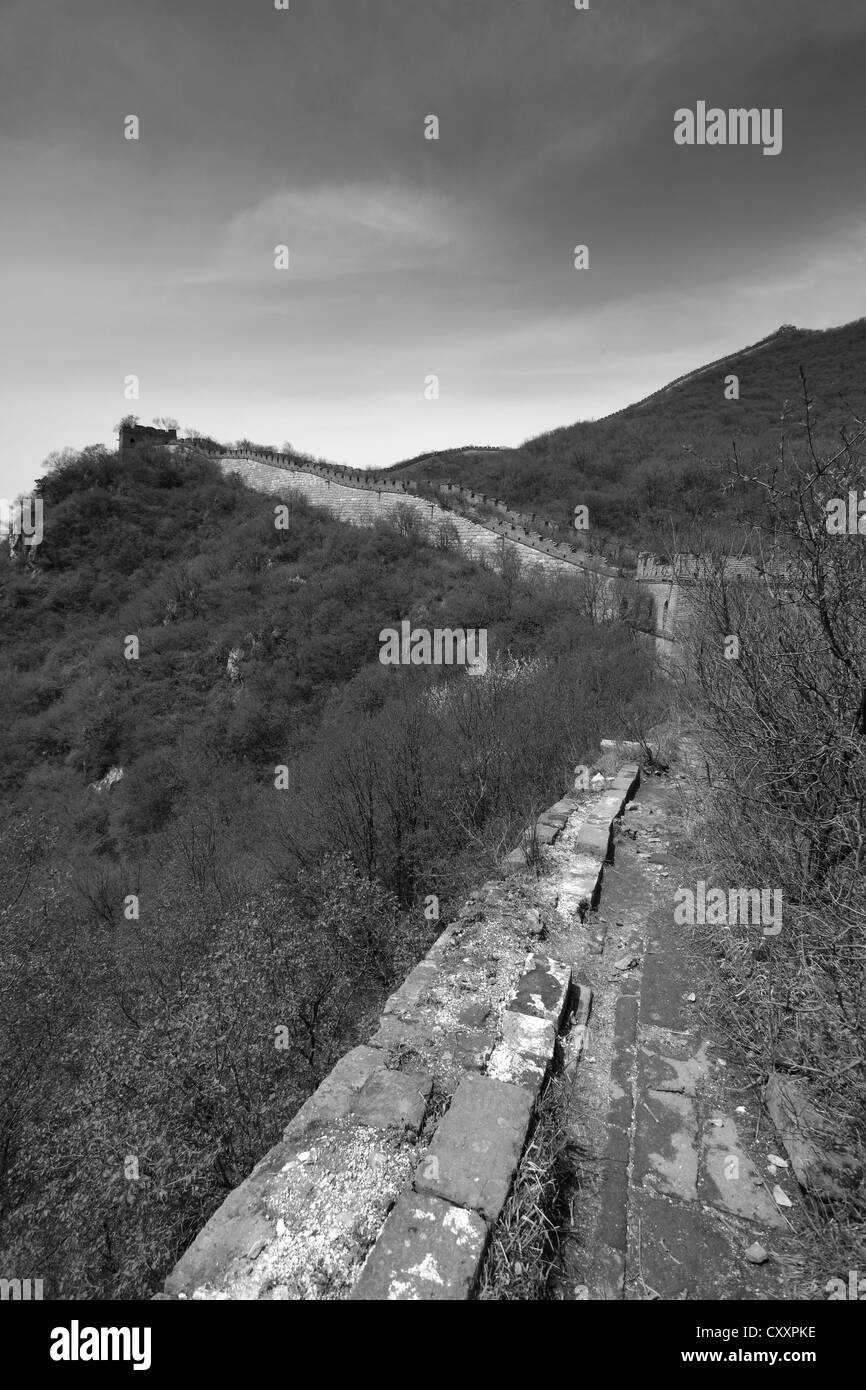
<box><xmin>119</xmin><ymin>423</ymin><xmax>178</xmax><ymax>456</ymax></box>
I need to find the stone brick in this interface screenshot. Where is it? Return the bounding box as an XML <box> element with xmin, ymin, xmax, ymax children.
<box><xmin>426</xmin><ymin>923</ymin><xmax>461</xmax><ymax>963</ymax></box>
<box><xmin>382</xmin><ymin>960</ymin><xmax>439</xmax><ymax>1017</ymax></box>
<box><xmin>486</xmin><ymin>1042</ymin><xmax>548</xmax><ymax>1094</ymax></box>
<box><xmin>351</xmin><ymin>1193</ymin><xmax>488</xmax><ymax>1301</ymax></box>
<box><xmin>700</xmin><ymin>1113</ymin><xmax>787</xmax><ymax>1227</ymax></box>
<box><xmin>614</xmin><ymin>993</ymin><xmax>639</xmax><ymax>1050</ymax></box>
<box><xmin>487</xmin><ymin>1010</ymin><xmax>556</xmax><ymax>1094</ymax></box>
<box><xmin>556</xmin><ymin>860</ymin><xmax>604</xmax><ymax>916</ymax></box>
<box><xmin>633</xmin><ymin>1089</ymin><xmax>699</xmax><ymax>1201</ymax></box>
<box><xmin>500</xmin><ymin>1008</ymin><xmax>556</xmax><ymax>1057</ymax></box>
<box><xmin>596</xmin><ymin>1161</ymin><xmax>629</xmax><ymax>1250</ymax></box>
<box><xmin>507</xmin><ymin>953</ymin><xmax>571</xmax><ymax>1026</ymax></box>
<box><xmin>595</xmin><ymin>791</ymin><xmax>630</xmax><ymax>820</ymax></box>
<box><xmin>413</xmin><ymin>1075</ymin><xmax>535</xmax><ymax>1223</ymax></box>
<box><xmin>350</xmin><ymin>1068</ymin><xmax>433</xmax><ymax>1134</ymax></box>
<box><xmin>283</xmin><ymin>1045</ymin><xmax>383</xmax><ymax>1141</ymax></box>
<box><xmin>606</xmin><ymin>1083</ymin><xmax>634</xmax><ymax>1132</ymax></box>
<box><xmin>457</xmin><ymin>1002</ymin><xmax>491</xmax><ymax>1029</ymax></box>
<box><xmin>441</xmin><ymin>1025</ymin><xmax>497</xmax><ymax>1072</ymax></box>
<box><xmin>574</xmin><ymin>820</ymin><xmax>612</xmax><ymax>859</ymax></box>
<box><xmin>166</xmin><ymin>1118</ymin><xmax>417</xmax><ymax>1300</ymax></box>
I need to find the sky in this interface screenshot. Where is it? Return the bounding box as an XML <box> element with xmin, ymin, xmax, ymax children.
<box><xmin>2</xmin><ymin>0</ymin><xmax>866</xmax><ymax>498</ymax></box>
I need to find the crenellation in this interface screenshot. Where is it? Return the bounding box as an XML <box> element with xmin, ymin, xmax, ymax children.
<box><xmin>190</xmin><ymin>448</ymin><xmax>714</xmax><ymax>647</ymax></box>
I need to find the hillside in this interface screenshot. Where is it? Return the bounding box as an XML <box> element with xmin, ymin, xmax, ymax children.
<box><xmin>0</xmin><ymin>444</ymin><xmax>658</xmax><ymax>1298</ymax></box>
<box><xmin>377</xmin><ymin>318</ymin><xmax>866</xmax><ymax>554</ymax></box>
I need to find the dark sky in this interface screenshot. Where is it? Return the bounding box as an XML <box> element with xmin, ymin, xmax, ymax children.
<box><xmin>2</xmin><ymin>0</ymin><xmax>865</xmax><ymax>495</ymax></box>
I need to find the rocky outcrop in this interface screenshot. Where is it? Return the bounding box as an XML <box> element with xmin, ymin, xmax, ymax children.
<box><xmin>88</xmin><ymin>766</ymin><xmax>124</xmax><ymax>793</ymax></box>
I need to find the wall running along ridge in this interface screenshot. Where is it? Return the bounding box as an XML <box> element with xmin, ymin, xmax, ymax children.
<box><xmin>160</xmin><ymin>755</ymin><xmax>640</xmax><ymax>1301</ymax></box>
<box><xmin>198</xmin><ymin>447</ymin><xmax>682</xmax><ymax>644</ymax></box>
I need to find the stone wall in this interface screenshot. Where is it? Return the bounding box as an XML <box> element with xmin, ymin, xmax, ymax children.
<box><xmin>121</xmin><ymin>424</ymin><xmax>177</xmax><ymax>454</ymax></box>
<box><xmin>161</xmin><ymin>759</ymin><xmax>640</xmax><ymax>1301</ymax></box>
<box><xmin>178</xmin><ymin>444</ymin><xmax>696</xmax><ymax>640</ymax></box>
<box><xmin>214</xmin><ymin>451</ymin><xmax>616</xmax><ymax>582</ymax></box>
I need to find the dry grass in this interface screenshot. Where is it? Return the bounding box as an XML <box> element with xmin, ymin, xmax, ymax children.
<box><xmin>679</xmin><ymin>754</ymin><xmax>866</xmax><ymax>1288</ymax></box>
<box><xmin>476</xmin><ymin>1075</ymin><xmax>580</xmax><ymax>1300</ymax></box>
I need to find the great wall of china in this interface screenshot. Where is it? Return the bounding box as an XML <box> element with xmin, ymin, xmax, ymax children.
<box><xmin>139</xmin><ymin>438</ymin><xmax>811</xmax><ymax>1301</ymax></box>
<box><xmin>160</xmin><ymin>751</ymin><xmax>642</xmax><ymax>1300</ymax></box>
<box><xmin>138</xmin><ymin>437</ymin><xmax>669</xmax><ymax>1298</ymax></box>
<box><xmin>186</xmin><ymin>444</ymin><xmax>689</xmax><ymax>647</ymax></box>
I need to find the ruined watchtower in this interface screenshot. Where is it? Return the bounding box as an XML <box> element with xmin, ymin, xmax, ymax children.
<box><xmin>119</xmin><ymin>423</ymin><xmax>178</xmax><ymax>457</ymax></box>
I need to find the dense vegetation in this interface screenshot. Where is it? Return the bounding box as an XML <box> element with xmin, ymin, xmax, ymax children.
<box><xmin>0</xmin><ymin>445</ymin><xmax>657</xmax><ymax>1298</ymax></box>
<box><xmin>681</xmin><ymin>405</ymin><xmax>866</xmax><ymax>1266</ymax></box>
<box><xmin>381</xmin><ymin>319</ymin><xmax>866</xmax><ymax>558</ymax></box>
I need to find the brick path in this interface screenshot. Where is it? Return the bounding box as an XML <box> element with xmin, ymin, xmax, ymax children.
<box><xmin>551</xmin><ymin>771</ymin><xmax>807</xmax><ymax>1301</ymax></box>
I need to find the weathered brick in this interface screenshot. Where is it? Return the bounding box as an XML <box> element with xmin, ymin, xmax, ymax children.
<box><xmin>442</xmin><ymin>1026</ymin><xmax>497</xmax><ymax>1072</ymax></box>
<box><xmin>382</xmin><ymin>960</ymin><xmax>440</xmax><ymax>1016</ymax></box>
<box><xmin>350</xmin><ymin>1068</ymin><xmax>433</xmax><ymax>1133</ymax></box>
<box><xmin>487</xmin><ymin>1008</ymin><xmax>556</xmax><ymax>1093</ymax></box>
<box><xmin>351</xmin><ymin>1193</ymin><xmax>487</xmax><ymax>1300</ymax></box>
<box><xmin>486</xmin><ymin>1043</ymin><xmax>548</xmax><ymax>1094</ymax></box>
<box><xmin>500</xmin><ymin>1008</ymin><xmax>556</xmax><ymax>1058</ymax></box>
<box><xmin>557</xmin><ymin>860</ymin><xmax>604</xmax><ymax>916</ymax></box>
<box><xmin>507</xmin><ymin>953</ymin><xmax>571</xmax><ymax>1026</ymax></box>
<box><xmin>414</xmin><ymin>1075</ymin><xmax>534</xmax><ymax>1222</ymax></box>
<box><xmin>283</xmin><ymin>1045</ymin><xmax>383</xmax><ymax>1141</ymax></box>
<box><xmin>547</xmin><ymin>797</ymin><xmax>582</xmax><ymax>817</ymax></box>
<box><xmin>574</xmin><ymin>820</ymin><xmax>613</xmax><ymax>858</ymax></box>
<box><xmin>617</xmin><ymin>762</ymin><xmax>640</xmax><ymax>782</ymax></box>
<box><xmin>368</xmin><ymin>1014</ymin><xmax>429</xmax><ymax>1051</ymax></box>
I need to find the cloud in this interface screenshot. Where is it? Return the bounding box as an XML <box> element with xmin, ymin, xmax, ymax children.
<box><xmin>190</xmin><ymin>183</ymin><xmax>464</xmax><ymax>287</ymax></box>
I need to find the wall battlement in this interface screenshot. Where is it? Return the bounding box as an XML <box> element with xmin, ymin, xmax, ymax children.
<box><xmin>177</xmin><ymin>441</ymin><xmax>768</xmax><ymax>646</ymax></box>
<box><xmin>192</xmin><ymin>446</ymin><xmax>688</xmax><ymax>641</ymax></box>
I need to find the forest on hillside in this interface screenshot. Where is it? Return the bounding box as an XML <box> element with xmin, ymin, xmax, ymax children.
<box><xmin>0</xmin><ymin>445</ymin><xmax>660</xmax><ymax>1298</ymax></box>
<box><xmin>384</xmin><ymin>320</ymin><xmax>866</xmax><ymax>559</ymax></box>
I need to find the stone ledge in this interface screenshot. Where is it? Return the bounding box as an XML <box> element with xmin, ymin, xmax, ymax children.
<box><xmin>413</xmin><ymin>1075</ymin><xmax>535</xmax><ymax>1224</ymax></box>
<box><xmin>350</xmin><ymin>1193</ymin><xmax>488</xmax><ymax>1301</ymax></box>
<box><xmin>165</xmin><ymin>1117</ymin><xmax>422</xmax><ymax>1300</ymax></box>
<box><xmin>572</xmin><ymin>764</ymin><xmax>640</xmax><ymax>862</ymax></box>
<box><xmin>162</xmin><ymin>755</ymin><xmax>623</xmax><ymax>1301</ymax></box>
<box><xmin>163</xmin><ymin>1049</ymin><xmax>433</xmax><ymax>1299</ymax></box>
<box><xmin>573</xmin><ymin>819</ymin><xmax>614</xmax><ymax>859</ymax></box>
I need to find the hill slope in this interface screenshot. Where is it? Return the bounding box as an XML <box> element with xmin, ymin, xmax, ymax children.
<box><xmin>378</xmin><ymin>318</ymin><xmax>866</xmax><ymax>552</ymax></box>
<box><xmin>0</xmin><ymin>444</ymin><xmax>658</xmax><ymax>1298</ymax></box>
